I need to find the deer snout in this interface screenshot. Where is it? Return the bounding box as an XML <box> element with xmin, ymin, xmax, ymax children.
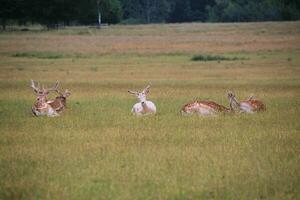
<box><xmin>37</xmin><ymin>96</ymin><xmax>43</xmax><ymax>101</ymax></box>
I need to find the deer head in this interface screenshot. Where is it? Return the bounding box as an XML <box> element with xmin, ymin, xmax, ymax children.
<box><xmin>247</xmin><ymin>94</ymin><xmax>256</xmax><ymax>101</ymax></box>
<box><xmin>30</xmin><ymin>80</ymin><xmax>58</xmax><ymax>102</ymax></box>
<box><xmin>128</xmin><ymin>85</ymin><xmax>151</xmax><ymax>103</ymax></box>
<box><xmin>54</xmin><ymin>82</ymin><xmax>71</xmax><ymax>99</ymax></box>
<box><xmin>227</xmin><ymin>91</ymin><xmax>240</xmax><ymax>111</ymax></box>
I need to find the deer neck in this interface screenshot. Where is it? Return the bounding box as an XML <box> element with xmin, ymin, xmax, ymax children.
<box><xmin>229</xmin><ymin>96</ymin><xmax>240</xmax><ymax>111</ymax></box>
<box><xmin>57</xmin><ymin>96</ymin><xmax>66</xmax><ymax>105</ymax></box>
<box><xmin>142</xmin><ymin>101</ymin><xmax>154</xmax><ymax>113</ymax></box>
<box><xmin>141</xmin><ymin>101</ymin><xmax>148</xmax><ymax>107</ymax></box>
<box><xmin>223</xmin><ymin>105</ymin><xmax>232</xmax><ymax>113</ymax></box>
<box><xmin>34</xmin><ymin>100</ymin><xmax>48</xmax><ymax>110</ymax></box>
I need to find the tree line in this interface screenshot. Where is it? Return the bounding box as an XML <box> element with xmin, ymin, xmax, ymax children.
<box><xmin>1</xmin><ymin>0</ymin><xmax>300</xmax><ymax>30</ymax></box>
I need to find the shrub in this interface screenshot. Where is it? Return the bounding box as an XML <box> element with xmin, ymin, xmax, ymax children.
<box><xmin>191</xmin><ymin>54</ymin><xmax>241</xmax><ymax>62</ymax></box>
<box><xmin>12</xmin><ymin>52</ymin><xmax>63</xmax><ymax>59</ymax></box>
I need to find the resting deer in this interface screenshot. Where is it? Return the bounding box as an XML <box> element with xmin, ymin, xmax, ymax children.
<box><xmin>181</xmin><ymin>98</ymin><xmax>232</xmax><ymax>116</ymax></box>
<box><xmin>47</xmin><ymin>82</ymin><xmax>71</xmax><ymax>113</ymax></box>
<box><xmin>128</xmin><ymin>85</ymin><xmax>157</xmax><ymax>116</ymax></box>
<box><xmin>227</xmin><ymin>91</ymin><xmax>266</xmax><ymax>113</ymax></box>
<box><xmin>30</xmin><ymin>80</ymin><xmax>58</xmax><ymax>117</ymax></box>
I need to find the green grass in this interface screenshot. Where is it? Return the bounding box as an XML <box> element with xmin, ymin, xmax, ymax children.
<box><xmin>0</xmin><ymin>22</ymin><xmax>299</xmax><ymax>200</ymax></box>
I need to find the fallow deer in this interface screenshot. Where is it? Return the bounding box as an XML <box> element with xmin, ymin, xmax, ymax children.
<box><xmin>128</xmin><ymin>85</ymin><xmax>157</xmax><ymax>116</ymax></box>
<box><xmin>227</xmin><ymin>91</ymin><xmax>266</xmax><ymax>113</ymax></box>
<box><xmin>181</xmin><ymin>99</ymin><xmax>231</xmax><ymax>116</ymax></box>
<box><xmin>30</xmin><ymin>80</ymin><xmax>58</xmax><ymax>117</ymax></box>
<box><xmin>47</xmin><ymin>82</ymin><xmax>71</xmax><ymax>113</ymax></box>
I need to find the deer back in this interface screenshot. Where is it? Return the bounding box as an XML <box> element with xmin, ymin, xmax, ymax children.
<box><xmin>241</xmin><ymin>99</ymin><xmax>266</xmax><ymax>112</ymax></box>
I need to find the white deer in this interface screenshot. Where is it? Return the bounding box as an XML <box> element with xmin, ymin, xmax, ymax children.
<box><xmin>30</xmin><ymin>80</ymin><xmax>59</xmax><ymax>117</ymax></box>
<box><xmin>128</xmin><ymin>85</ymin><xmax>157</xmax><ymax>116</ymax></box>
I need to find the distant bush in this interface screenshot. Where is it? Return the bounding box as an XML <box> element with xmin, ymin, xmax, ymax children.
<box><xmin>191</xmin><ymin>54</ymin><xmax>241</xmax><ymax>61</ymax></box>
<box><xmin>12</xmin><ymin>52</ymin><xmax>63</xmax><ymax>59</ymax></box>
<box><xmin>11</xmin><ymin>51</ymin><xmax>89</xmax><ymax>59</ymax></box>
<box><xmin>90</xmin><ymin>66</ymin><xmax>98</xmax><ymax>72</ymax></box>
<box><xmin>120</xmin><ymin>18</ymin><xmax>145</xmax><ymax>25</ymax></box>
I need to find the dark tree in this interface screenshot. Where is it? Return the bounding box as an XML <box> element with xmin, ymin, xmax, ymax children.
<box><xmin>120</xmin><ymin>0</ymin><xmax>171</xmax><ymax>24</ymax></box>
<box><xmin>0</xmin><ymin>0</ymin><xmax>17</xmax><ymax>30</ymax></box>
<box><xmin>1</xmin><ymin>0</ymin><xmax>300</xmax><ymax>29</ymax></box>
<box><xmin>168</xmin><ymin>0</ymin><xmax>215</xmax><ymax>22</ymax></box>
<box><xmin>206</xmin><ymin>0</ymin><xmax>300</xmax><ymax>22</ymax></box>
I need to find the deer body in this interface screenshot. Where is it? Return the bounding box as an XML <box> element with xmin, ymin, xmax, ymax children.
<box><xmin>228</xmin><ymin>92</ymin><xmax>266</xmax><ymax>113</ymax></box>
<box><xmin>238</xmin><ymin>100</ymin><xmax>266</xmax><ymax>113</ymax></box>
<box><xmin>32</xmin><ymin>102</ymin><xmax>58</xmax><ymax>117</ymax></box>
<box><xmin>48</xmin><ymin>89</ymin><xmax>70</xmax><ymax>112</ymax></box>
<box><xmin>181</xmin><ymin>100</ymin><xmax>230</xmax><ymax>116</ymax></box>
<box><xmin>132</xmin><ymin>101</ymin><xmax>156</xmax><ymax>116</ymax></box>
<box><xmin>47</xmin><ymin>97</ymin><xmax>66</xmax><ymax>112</ymax></box>
<box><xmin>30</xmin><ymin>80</ymin><xmax>59</xmax><ymax>117</ymax></box>
<box><xmin>128</xmin><ymin>85</ymin><xmax>156</xmax><ymax>116</ymax></box>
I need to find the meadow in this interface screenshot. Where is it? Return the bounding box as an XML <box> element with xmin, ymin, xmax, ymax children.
<box><xmin>0</xmin><ymin>22</ymin><xmax>299</xmax><ymax>199</ymax></box>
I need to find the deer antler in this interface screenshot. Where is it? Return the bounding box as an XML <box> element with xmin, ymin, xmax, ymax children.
<box><xmin>43</xmin><ymin>81</ymin><xmax>60</xmax><ymax>94</ymax></box>
<box><xmin>30</xmin><ymin>80</ymin><xmax>41</xmax><ymax>93</ymax></box>
<box><xmin>143</xmin><ymin>85</ymin><xmax>151</xmax><ymax>94</ymax></box>
<box><xmin>51</xmin><ymin>81</ymin><xmax>60</xmax><ymax>92</ymax></box>
<box><xmin>53</xmin><ymin>82</ymin><xmax>71</xmax><ymax>98</ymax></box>
<box><xmin>128</xmin><ymin>90</ymin><xmax>138</xmax><ymax>95</ymax></box>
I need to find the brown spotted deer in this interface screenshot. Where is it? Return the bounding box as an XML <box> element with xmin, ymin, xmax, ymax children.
<box><xmin>30</xmin><ymin>80</ymin><xmax>59</xmax><ymax>117</ymax></box>
<box><xmin>227</xmin><ymin>91</ymin><xmax>266</xmax><ymax>113</ymax></box>
<box><xmin>47</xmin><ymin>82</ymin><xmax>71</xmax><ymax>113</ymax></box>
<box><xmin>181</xmin><ymin>98</ymin><xmax>232</xmax><ymax>116</ymax></box>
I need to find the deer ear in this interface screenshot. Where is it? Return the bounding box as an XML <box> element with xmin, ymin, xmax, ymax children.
<box><xmin>128</xmin><ymin>90</ymin><xmax>137</xmax><ymax>95</ymax></box>
<box><xmin>64</xmin><ymin>89</ymin><xmax>71</xmax><ymax>97</ymax></box>
<box><xmin>248</xmin><ymin>94</ymin><xmax>255</xmax><ymax>100</ymax></box>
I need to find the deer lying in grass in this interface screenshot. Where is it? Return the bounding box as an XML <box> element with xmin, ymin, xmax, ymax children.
<box><xmin>47</xmin><ymin>82</ymin><xmax>71</xmax><ymax>113</ymax></box>
<box><xmin>227</xmin><ymin>91</ymin><xmax>266</xmax><ymax>113</ymax></box>
<box><xmin>128</xmin><ymin>85</ymin><xmax>157</xmax><ymax>116</ymax></box>
<box><xmin>30</xmin><ymin>80</ymin><xmax>58</xmax><ymax>117</ymax></box>
<box><xmin>181</xmin><ymin>98</ymin><xmax>232</xmax><ymax>116</ymax></box>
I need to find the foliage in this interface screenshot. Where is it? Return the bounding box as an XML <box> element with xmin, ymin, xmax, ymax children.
<box><xmin>0</xmin><ymin>0</ymin><xmax>123</xmax><ymax>29</ymax></box>
<box><xmin>1</xmin><ymin>0</ymin><xmax>300</xmax><ymax>29</ymax></box>
<box><xmin>206</xmin><ymin>0</ymin><xmax>300</xmax><ymax>22</ymax></box>
<box><xmin>120</xmin><ymin>18</ymin><xmax>145</xmax><ymax>25</ymax></box>
<box><xmin>120</xmin><ymin>0</ymin><xmax>171</xmax><ymax>23</ymax></box>
<box><xmin>99</xmin><ymin>0</ymin><xmax>122</xmax><ymax>24</ymax></box>
<box><xmin>11</xmin><ymin>52</ymin><xmax>64</xmax><ymax>59</ymax></box>
<box><xmin>191</xmin><ymin>54</ymin><xmax>241</xmax><ymax>62</ymax></box>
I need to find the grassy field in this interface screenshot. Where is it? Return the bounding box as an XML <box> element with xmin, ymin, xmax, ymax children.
<box><xmin>0</xmin><ymin>22</ymin><xmax>299</xmax><ymax>200</ymax></box>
